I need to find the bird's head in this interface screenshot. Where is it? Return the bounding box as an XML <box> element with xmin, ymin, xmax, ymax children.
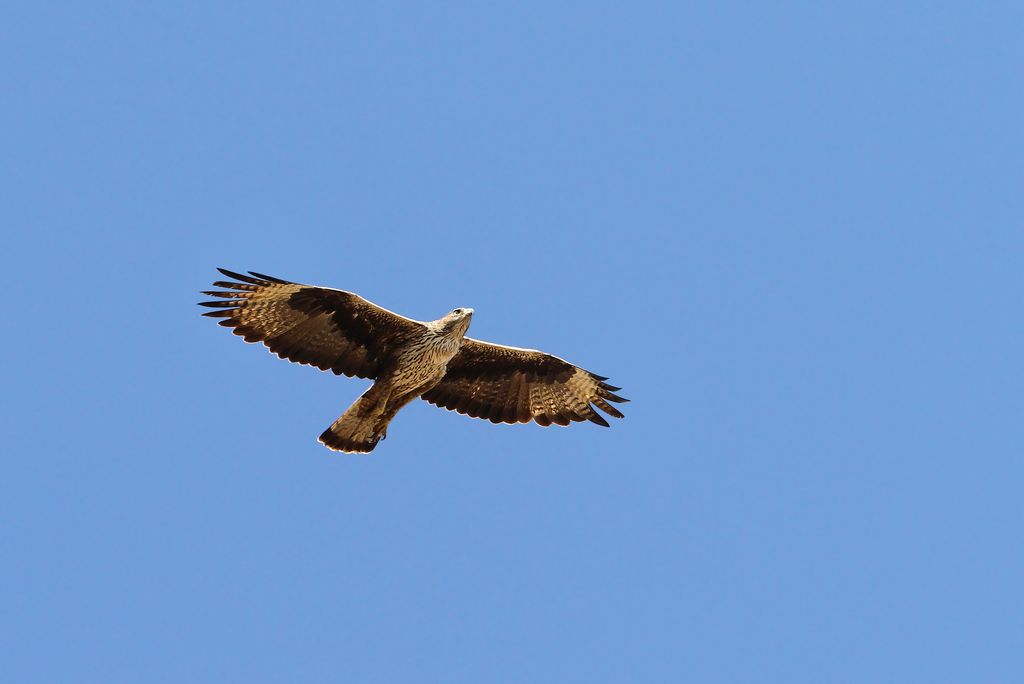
<box><xmin>439</xmin><ymin>307</ymin><xmax>473</xmax><ymax>337</ymax></box>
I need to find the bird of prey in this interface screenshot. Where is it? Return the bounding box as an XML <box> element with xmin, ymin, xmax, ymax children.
<box><xmin>199</xmin><ymin>269</ymin><xmax>627</xmax><ymax>453</ymax></box>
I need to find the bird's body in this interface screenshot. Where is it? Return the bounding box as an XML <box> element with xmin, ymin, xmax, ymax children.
<box><xmin>320</xmin><ymin>312</ymin><xmax>472</xmax><ymax>451</ymax></box>
<box><xmin>200</xmin><ymin>269</ymin><xmax>626</xmax><ymax>453</ymax></box>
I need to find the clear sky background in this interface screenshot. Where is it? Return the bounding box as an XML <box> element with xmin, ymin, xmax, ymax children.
<box><xmin>2</xmin><ymin>2</ymin><xmax>1021</xmax><ymax>682</ymax></box>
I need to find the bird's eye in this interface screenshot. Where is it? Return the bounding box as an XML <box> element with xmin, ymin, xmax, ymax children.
<box><xmin>453</xmin><ymin>309</ymin><xmax>462</xmax><ymax>315</ymax></box>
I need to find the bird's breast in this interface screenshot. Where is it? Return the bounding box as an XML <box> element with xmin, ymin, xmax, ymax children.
<box><xmin>386</xmin><ymin>334</ymin><xmax>463</xmax><ymax>392</ymax></box>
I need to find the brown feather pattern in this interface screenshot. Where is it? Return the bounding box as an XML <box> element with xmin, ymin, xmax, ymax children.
<box><xmin>420</xmin><ymin>338</ymin><xmax>627</xmax><ymax>428</ymax></box>
<box><xmin>199</xmin><ymin>268</ymin><xmax>422</xmax><ymax>379</ymax></box>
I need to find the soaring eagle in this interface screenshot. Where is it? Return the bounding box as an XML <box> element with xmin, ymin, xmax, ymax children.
<box><xmin>200</xmin><ymin>269</ymin><xmax>627</xmax><ymax>453</ymax></box>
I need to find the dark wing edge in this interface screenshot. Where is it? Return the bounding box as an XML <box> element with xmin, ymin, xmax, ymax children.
<box><xmin>198</xmin><ymin>268</ymin><xmax>422</xmax><ymax>379</ymax></box>
<box><xmin>421</xmin><ymin>338</ymin><xmax>628</xmax><ymax>427</ymax></box>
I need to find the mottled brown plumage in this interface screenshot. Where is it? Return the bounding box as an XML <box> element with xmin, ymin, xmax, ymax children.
<box><xmin>200</xmin><ymin>269</ymin><xmax>627</xmax><ymax>453</ymax></box>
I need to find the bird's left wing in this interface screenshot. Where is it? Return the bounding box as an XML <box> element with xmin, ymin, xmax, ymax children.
<box><xmin>199</xmin><ymin>268</ymin><xmax>424</xmax><ymax>379</ymax></box>
<box><xmin>421</xmin><ymin>338</ymin><xmax>627</xmax><ymax>426</ymax></box>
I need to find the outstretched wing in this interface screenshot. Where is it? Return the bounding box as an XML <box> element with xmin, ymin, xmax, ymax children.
<box><xmin>199</xmin><ymin>268</ymin><xmax>424</xmax><ymax>379</ymax></box>
<box><xmin>421</xmin><ymin>338</ymin><xmax>628</xmax><ymax>427</ymax></box>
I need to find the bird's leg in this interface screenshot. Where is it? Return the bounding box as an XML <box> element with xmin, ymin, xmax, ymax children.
<box><xmin>375</xmin><ymin>371</ymin><xmax>445</xmax><ymax>440</ymax></box>
<box><xmin>373</xmin><ymin>388</ymin><xmax>424</xmax><ymax>440</ymax></box>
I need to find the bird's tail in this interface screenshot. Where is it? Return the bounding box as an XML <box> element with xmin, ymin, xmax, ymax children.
<box><xmin>318</xmin><ymin>393</ymin><xmax>386</xmax><ymax>453</ymax></box>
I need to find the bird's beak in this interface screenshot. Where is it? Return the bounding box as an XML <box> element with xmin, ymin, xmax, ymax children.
<box><xmin>464</xmin><ymin>308</ymin><xmax>474</xmax><ymax>317</ymax></box>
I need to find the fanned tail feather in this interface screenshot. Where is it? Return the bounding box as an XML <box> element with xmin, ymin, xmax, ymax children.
<box><xmin>318</xmin><ymin>395</ymin><xmax>385</xmax><ymax>453</ymax></box>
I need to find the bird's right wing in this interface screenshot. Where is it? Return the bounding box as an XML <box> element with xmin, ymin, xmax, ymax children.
<box><xmin>199</xmin><ymin>268</ymin><xmax>424</xmax><ymax>379</ymax></box>
<box><xmin>421</xmin><ymin>338</ymin><xmax>627</xmax><ymax>426</ymax></box>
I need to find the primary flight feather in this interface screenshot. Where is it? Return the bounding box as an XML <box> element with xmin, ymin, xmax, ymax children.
<box><xmin>199</xmin><ymin>268</ymin><xmax>627</xmax><ymax>453</ymax></box>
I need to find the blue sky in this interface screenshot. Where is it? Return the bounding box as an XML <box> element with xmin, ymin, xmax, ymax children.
<box><xmin>2</xmin><ymin>2</ymin><xmax>1021</xmax><ymax>682</ymax></box>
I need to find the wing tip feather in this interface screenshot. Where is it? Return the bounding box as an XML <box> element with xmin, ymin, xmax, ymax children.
<box><xmin>216</xmin><ymin>267</ymin><xmax>274</xmax><ymax>286</ymax></box>
<box><xmin>248</xmin><ymin>270</ymin><xmax>289</xmax><ymax>284</ymax></box>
